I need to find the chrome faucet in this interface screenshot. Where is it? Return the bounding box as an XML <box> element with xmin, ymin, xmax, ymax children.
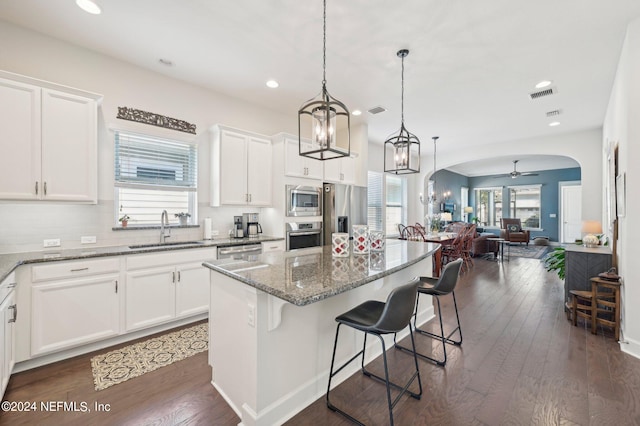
<box><xmin>160</xmin><ymin>210</ymin><xmax>171</xmax><ymax>243</ymax></box>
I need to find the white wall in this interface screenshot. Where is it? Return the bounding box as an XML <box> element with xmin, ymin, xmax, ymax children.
<box><xmin>0</xmin><ymin>21</ymin><xmax>297</xmax><ymax>252</ymax></box>
<box><xmin>603</xmin><ymin>17</ymin><xmax>640</xmax><ymax>358</ymax></box>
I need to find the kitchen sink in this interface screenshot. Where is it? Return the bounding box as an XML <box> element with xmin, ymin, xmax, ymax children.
<box><xmin>128</xmin><ymin>241</ymin><xmax>206</xmax><ymax>249</ymax></box>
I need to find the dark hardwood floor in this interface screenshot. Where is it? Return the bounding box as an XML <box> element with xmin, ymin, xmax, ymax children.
<box><xmin>2</xmin><ymin>255</ymin><xmax>640</xmax><ymax>425</ymax></box>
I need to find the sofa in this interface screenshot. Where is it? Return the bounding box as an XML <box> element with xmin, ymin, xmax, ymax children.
<box><xmin>444</xmin><ymin>222</ymin><xmax>499</xmax><ymax>258</ymax></box>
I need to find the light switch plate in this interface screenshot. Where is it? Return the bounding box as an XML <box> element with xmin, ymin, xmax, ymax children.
<box><xmin>550</xmin><ymin>213</ymin><xmax>557</xmax><ymax>218</ymax></box>
<box><xmin>81</xmin><ymin>236</ymin><xmax>97</xmax><ymax>244</ymax></box>
<box><xmin>43</xmin><ymin>239</ymin><xmax>61</xmax><ymax>248</ymax></box>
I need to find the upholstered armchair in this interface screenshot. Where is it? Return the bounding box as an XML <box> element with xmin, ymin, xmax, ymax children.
<box><xmin>500</xmin><ymin>218</ymin><xmax>530</xmax><ymax>245</ymax></box>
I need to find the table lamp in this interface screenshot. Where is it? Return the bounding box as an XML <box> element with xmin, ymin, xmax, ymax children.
<box><xmin>582</xmin><ymin>220</ymin><xmax>602</xmax><ymax>248</ymax></box>
<box><xmin>441</xmin><ymin>212</ymin><xmax>453</xmax><ymax>223</ymax></box>
<box><xmin>464</xmin><ymin>206</ymin><xmax>473</xmax><ymax>222</ymax></box>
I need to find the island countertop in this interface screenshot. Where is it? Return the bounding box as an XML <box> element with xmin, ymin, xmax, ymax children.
<box><xmin>203</xmin><ymin>239</ymin><xmax>439</xmax><ymax>306</ymax></box>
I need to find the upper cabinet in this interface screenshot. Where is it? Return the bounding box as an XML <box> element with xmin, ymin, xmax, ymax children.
<box><xmin>211</xmin><ymin>125</ymin><xmax>272</xmax><ymax>207</ymax></box>
<box><xmin>0</xmin><ymin>72</ymin><xmax>101</xmax><ymax>203</ymax></box>
<box><xmin>283</xmin><ymin>136</ymin><xmax>324</xmax><ymax>180</ymax></box>
<box><xmin>323</xmin><ymin>155</ymin><xmax>355</xmax><ymax>184</ymax></box>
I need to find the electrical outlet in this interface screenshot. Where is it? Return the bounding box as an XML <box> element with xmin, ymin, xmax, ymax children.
<box><xmin>247</xmin><ymin>303</ymin><xmax>255</xmax><ymax>327</ymax></box>
<box><xmin>43</xmin><ymin>239</ymin><xmax>61</xmax><ymax>248</ymax></box>
<box><xmin>549</xmin><ymin>213</ymin><xmax>557</xmax><ymax>218</ymax></box>
<box><xmin>81</xmin><ymin>236</ymin><xmax>97</xmax><ymax>244</ymax></box>
<box><xmin>211</xmin><ymin>230</ymin><xmax>219</xmax><ymax>236</ymax></box>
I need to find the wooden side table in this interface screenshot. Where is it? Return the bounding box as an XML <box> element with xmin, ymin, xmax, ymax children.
<box><xmin>590</xmin><ymin>276</ymin><xmax>621</xmax><ymax>341</ymax></box>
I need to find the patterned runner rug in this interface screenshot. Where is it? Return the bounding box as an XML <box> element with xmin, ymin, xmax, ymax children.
<box><xmin>91</xmin><ymin>323</ymin><xmax>208</xmax><ymax>391</ymax></box>
<box><xmin>507</xmin><ymin>244</ymin><xmax>551</xmax><ymax>259</ymax></box>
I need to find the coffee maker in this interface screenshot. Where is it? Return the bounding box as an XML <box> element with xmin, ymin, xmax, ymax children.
<box><xmin>242</xmin><ymin>213</ymin><xmax>263</xmax><ymax>238</ymax></box>
<box><xmin>233</xmin><ymin>216</ymin><xmax>244</xmax><ymax>238</ymax></box>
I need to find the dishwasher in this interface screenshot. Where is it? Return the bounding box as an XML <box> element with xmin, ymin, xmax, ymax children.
<box><xmin>217</xmin><ymin>243</ymin><xmax>262</xmax><ymax>261</ymax></box>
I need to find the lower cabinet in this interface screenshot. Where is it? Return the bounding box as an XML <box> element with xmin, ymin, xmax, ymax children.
<box><xmin>125</xmin><ymin>250</ymin><xmax>211</xmax><ymax>332</ymax></box>
<box><xmin>31</xmin><ymin>274</ymin><xmax>120</xmax><ymax>356</ymax></box>
<box><xmin>1</xmin><ymin>273</ymin><xmax>17</xmax><ymax>398</ymax></box>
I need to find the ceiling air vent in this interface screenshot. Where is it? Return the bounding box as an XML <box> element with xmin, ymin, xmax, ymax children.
<box><xmin>367</xmin><ymin>106</ymin><xmax>387</xmax><ymax>115</ymax></box>
<box><xmin>529</xmin><ymin>87</ymin><xmax>556</xmax><ymax>100</ymax></box>
<box><xmin>546</xmin><ymin>109</ymin><xmax>562</xmax><ymax>117</ymax></box>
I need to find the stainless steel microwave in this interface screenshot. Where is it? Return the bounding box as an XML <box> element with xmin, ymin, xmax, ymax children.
<box><xmin>286</xmin><ymin>185</ymin><xmax>322</xmax><ymax>217</ymax></box>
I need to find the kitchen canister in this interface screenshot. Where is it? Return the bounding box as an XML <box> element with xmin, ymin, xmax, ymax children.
<box><xmin>352</xmin><ymin>225</ymin><xmax>369</xmax><ymax>255</ymax></box>
<box><xmin>332</xmin><ymin>233</ymin><xmax>349</xmax><ymax>257</ymax></box>
<box><xmin>369</xmin><ymin>230</ymin><xmax>385</xmax><ymax>252</ymax></box>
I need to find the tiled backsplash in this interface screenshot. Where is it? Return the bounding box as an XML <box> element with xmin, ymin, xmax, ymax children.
<box><xmin>0</xmin><ymin>201</ymin><xmax>261</xmax><ymax>254</ymax></box>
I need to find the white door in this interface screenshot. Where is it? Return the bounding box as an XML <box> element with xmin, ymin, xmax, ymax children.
<box><xmin>31</xmin><ymin>275</ymin><xmax>120</xmax><ymax>356</ymax></box>
<box><xmin>0</xmin><ymin>78</ymin><xmax>41</xmax><ymax>200</ymax></box>
<box><xmin>219</xmin><ymin>131</ymin><xmax>248</xmax><ymax>205</ymax></box>
<box><xmin>561</xmin><ymin>184</ymin><xmax>582</xmax><ymax>243</ymax></box>
<box><xmin>247</xmin><ymin>136</ymin><xmax>272</xmax><ymax>206</ymax></box>
<box><xmin>41</xmin><ymin>89</ymin><xmax>97</xmax><ymax>202</ymax></box>
<box><xmin>2</xmin><ymin>291</ymin><xmax>16</xmax><ymax>395</ymax></box>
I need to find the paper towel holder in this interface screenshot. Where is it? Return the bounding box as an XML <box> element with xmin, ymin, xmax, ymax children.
<box><xmin>204</xmin><ymin>217</ymin><xmax>213</xmax><ymax>240</ymax></box>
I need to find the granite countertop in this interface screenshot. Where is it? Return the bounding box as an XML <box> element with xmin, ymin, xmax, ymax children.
<box><xmin>203</xmin><ymin>239</ymin><xmax>439</xmax><ymax>306</ymax></box>
<box><xmin>0</xmin><ymin>235</ymin><xmax>283</xmax><ymax>283</ymax></box>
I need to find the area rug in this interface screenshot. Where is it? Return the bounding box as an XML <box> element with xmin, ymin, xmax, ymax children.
<box><xmin>506</xmin><ymin>244</ymin><xmax>550</xmax><ymax>259</ymax></box>
<box><xmin>90</xmin><ymin>323</ymin><xmax>208</xmax><ymax>391</ymax></box>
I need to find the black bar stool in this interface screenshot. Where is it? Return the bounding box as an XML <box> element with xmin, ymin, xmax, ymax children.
<box><xmin>326</xmin><ymin>278</ymin><xmax>422</xmax><ymax>426</ymax></box>
<box><xmin>395</xmin><ymin>258</ymin><xmax>463</xmax><ymax>366</ymax></box>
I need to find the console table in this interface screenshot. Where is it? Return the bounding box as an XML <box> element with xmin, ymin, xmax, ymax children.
<box><xmin>564</xmin><ymin>244</ymin><xmax>612</xmax><ymax>307</ymax></box>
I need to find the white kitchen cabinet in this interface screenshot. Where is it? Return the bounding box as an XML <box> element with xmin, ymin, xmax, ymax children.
<box><xmin>284</xmin><ymin>137</ymin><xmax>324</xmax><ymax>180</ymax></box>
<box><xmin>31</xmin><ymin>270</ymin><xmax>121</xmax><ymax>356</ymax></box>
<box><xmin>323</xmin><ymin>155</ymin><xmax>355</xmax><ymax>184</ymax></box>
<box><xmin>0</xmin><ymin>72</ymin><xmax>100</xmax><ymax>202</ymax></box>
<box><xmin>262</xmin><ymin>240</ymin><xmax>285</xmax><ymax>253</ymax></box>
<box><xmin>125</xmin><ymin>249</ymin><xmax>212</xmax><ymax>331</ymax></box>
<box><xmin>211</xmin><ymin>125</ymin><xmax>272</xmax><ymax>206</ymax></box>
<box><xmin>1</xmin><ymin>273</ymin><xmax>17</xmax><ymax>398</ymax></box>
<box><xmin>125</xmin><ymin>266</ymin><xmax>176</xmax><ymax>331</ymax></box>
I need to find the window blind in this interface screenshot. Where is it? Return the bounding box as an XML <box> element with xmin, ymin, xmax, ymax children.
<box><xmin>367</xmin><ymin>171</ymin><xmax>383</xmax><ymax>232</ymax></box>
<box><xmin>115</xmin><ymin>131</ymin><xmax>197</xmax><ymax>191</ymax></box>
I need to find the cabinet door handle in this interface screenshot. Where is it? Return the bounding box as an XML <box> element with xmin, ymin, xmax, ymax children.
<box><xmin>9</xmin><ymin>304</ymin><xmax>17</xmax><ymax>323</ymax></box>
<box><xmin>172</xmin><ymin>271</ymin><xmax>176</xmax><ymax>283</ymax></box>
<box><xmin>115</xmin><ymin>280</ymin><xmax>118</xmax><ymax>293</ymax></box>
<box><xmin>44</xmin><ymin>181</ymin><xmax>47</xmax><ymax>196</ymax></box>
<box><xmin>35</xmin><ymin>181</ymin><xmax>39</xmax><ymax>195</ymax></box>
<box><xmin>70</xmin><ymin>267</ymin><xmax>89</xmax><ymax>272</ymax></box>
<box><xmin>177</xmin><ymin>271</ymin><xmax>181</xmax><ymax>282</ymax></box>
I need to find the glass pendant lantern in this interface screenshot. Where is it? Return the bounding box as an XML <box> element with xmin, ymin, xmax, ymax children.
<box><xmin>298</xmin><ymin>0</ymin><xmax>350</xmax><ymax>160</ymax></box>
<box><xmin>384</xmin><ymin>49</ymin><xmax>420</xmax><ymax>174</ymax></box>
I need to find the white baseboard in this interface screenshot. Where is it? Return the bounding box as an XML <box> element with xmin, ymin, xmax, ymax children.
<box><xmin>620</xmin><ymin>335</ymin><xmax>640</xmax><ymax>360</ymax></box>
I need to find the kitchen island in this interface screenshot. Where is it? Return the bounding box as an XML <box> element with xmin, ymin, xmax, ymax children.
<box><xmin>203</xmin><ymin>239</ymin><xmax>438</xmax><ymax>426</ymax></box>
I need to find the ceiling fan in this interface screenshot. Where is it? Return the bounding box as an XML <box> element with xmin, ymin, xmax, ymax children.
<box><xmin>494</xmin><ymin>160</ymin><xmax>539</xmax><ymax>179</ymax></box>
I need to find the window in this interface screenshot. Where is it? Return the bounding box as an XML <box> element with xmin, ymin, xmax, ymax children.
<box><xmin>367</xmin><ymin>171</ymin><xmax>383</xmax><ymax>232</ymax></box>
<box><xmin>509</xmin><ymin>185</ymin><xmax>541</xmax><ymax>228</ymax></box>
<box><xmin>474</xmin><ymin>187</ymin><xmax>502</xmax><ymax>227</ymax></box>
<box><xmin>114</xmin><ymin>131</ymin><xmax>197</xmax><ymax>226</ymax></box>
<box><xmin>386</xmin><ymin>175</ymin><xmax>406</xmax><ymax>236</ymax></box>
<box><xmin>367</xmin><ymin>171</ymin><xmax>407</xmax><ymax>236</ymax></box>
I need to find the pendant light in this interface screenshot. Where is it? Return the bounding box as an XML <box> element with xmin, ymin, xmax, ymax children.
<box><xmin>429</xmin><ymin>136</ymin><xmax>440</xmax><ymax>204</ymax></box>
<box><xmin>384</xmin><ymin>49</ymin><xmax>420</xmax><ymax>174</ymax></box>
<box><xmin>298</xmin><ymin>0</ymin><xmax>350</xmax><ymax>160</ymax></box>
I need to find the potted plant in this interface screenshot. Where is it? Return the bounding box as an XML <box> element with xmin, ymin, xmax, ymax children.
<box><xmin>119</xmin><ymin>214</ymin><xmax>130</xmax><ymax>228</ymax></box>
<box><xmin>543</xmin><ymin>247</ymin><xmax>566</xmax><ymax>280</ymax></box>
<box><xmin>175</xmin><ymin>212</ymin><xmax>191</xmax><ymax>226</ymax></box>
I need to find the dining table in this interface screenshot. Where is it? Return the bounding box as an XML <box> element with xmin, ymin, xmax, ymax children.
<box><xmin>422</xmin><ymin>233</ymin><xmax>456</xmax><ymax>277</ymax></box>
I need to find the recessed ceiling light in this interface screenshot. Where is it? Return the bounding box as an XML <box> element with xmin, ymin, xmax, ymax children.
<box><xmin>76</xmin><ymin>0</ymin><xmax>101</xmax><ymax>15</ymax></box>
<box><xmin>549</xmin><ymin>121</ymin><xmax>561</xmax><ymax>127</ymax></box>
<box><xmin>536</xmin><ymin>80</ymin><xmax>552</xmax><ymax>89</ymax></box>
<box><xmin>159</xmin><ymin>58</ymin><xmax>173</xmax><ymax>66</ymax></box>
<box><xmin>352</xmin><ymin>110</ymin><xmax>362</xmax><ymax>116</ymax></box>
<box><xmin>266</xmin><ymin>80</ymin><xmax>279</xmax><ymax>88</ymax></box>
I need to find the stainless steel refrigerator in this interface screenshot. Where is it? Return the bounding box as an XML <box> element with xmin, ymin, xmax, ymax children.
<box><xmin>323</xmin><ymin>182</ymin><xmax>368</xmax><ymax>244</ymax></box>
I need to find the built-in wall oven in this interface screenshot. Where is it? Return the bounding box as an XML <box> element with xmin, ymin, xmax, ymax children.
<box><xmin>286</xmin><ymin>222</ymin><xmax>323</xmax><ymax>251</ymax></box>
<box><xmin>286</xmin><ymin>185</ymin><xmax>322</xmax><ymax>217</ymax></box>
